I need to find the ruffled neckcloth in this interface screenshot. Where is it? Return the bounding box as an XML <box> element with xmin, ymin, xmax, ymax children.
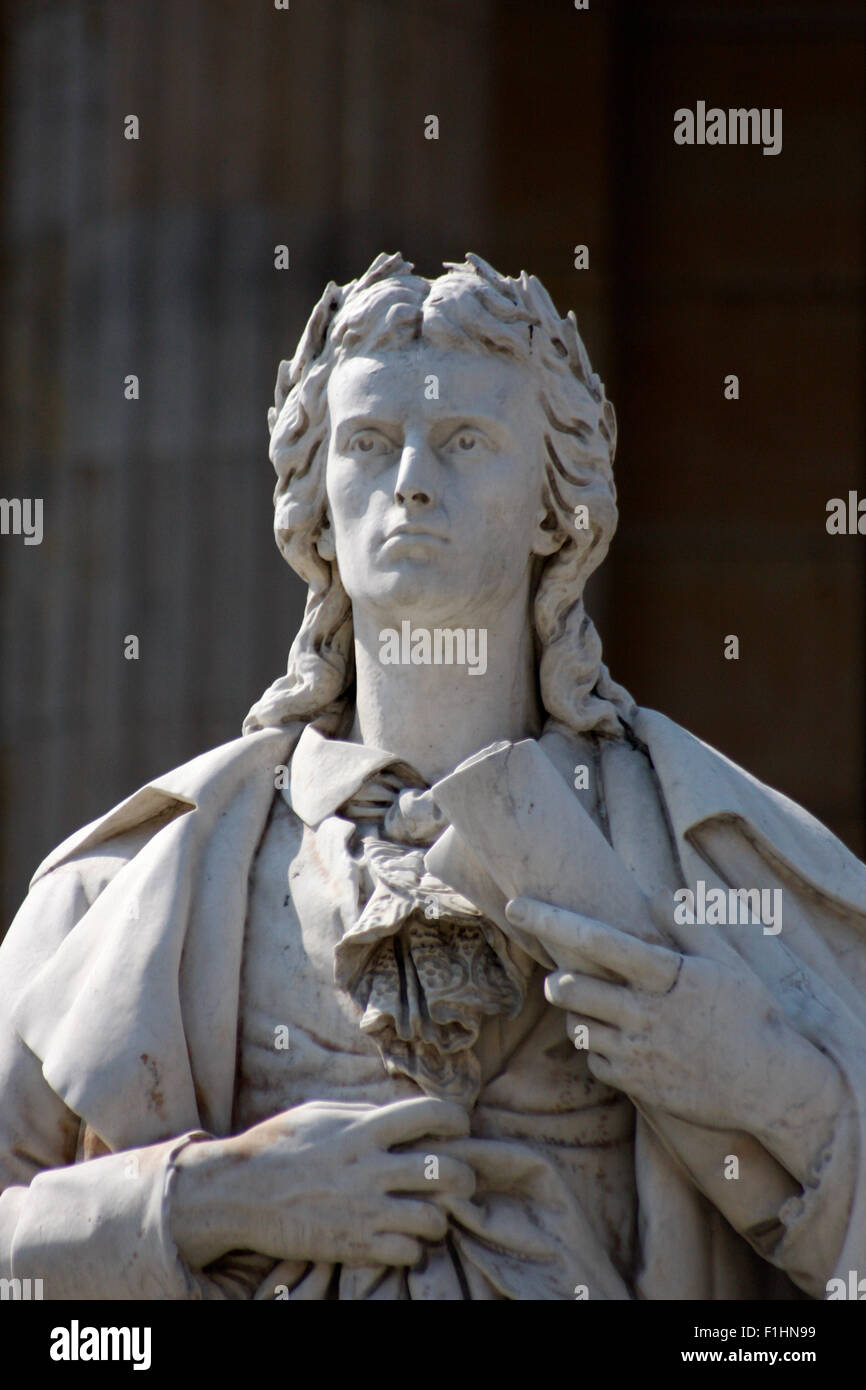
<box><xmin>332</xmin><ymin>770</ymin><xmax>534</xmax><ymax>1107</ymax></box>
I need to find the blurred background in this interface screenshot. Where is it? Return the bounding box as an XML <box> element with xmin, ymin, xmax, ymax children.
<box><xmin>1</xmin><ymin>0</ymin><xmax>864</xmax><ymax>929</ymax></box>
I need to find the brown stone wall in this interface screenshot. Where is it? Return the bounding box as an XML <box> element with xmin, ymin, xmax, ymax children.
<box><xmin>1</xmin><ymin>0</ymin><xmax>863</xmax><ymax>927</ymax></box>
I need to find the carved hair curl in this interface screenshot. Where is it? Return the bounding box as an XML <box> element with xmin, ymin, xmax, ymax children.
<box><xmin>243</xmin><ymin>252</ymin><xmax>635</xmax><ymax>741</ymax></box>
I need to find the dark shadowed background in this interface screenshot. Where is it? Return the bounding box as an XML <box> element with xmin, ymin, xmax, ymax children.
<box><xmin>1</xmin><ymin>0</ymin><xmax>864</xmax><ymax>930</ymax></box>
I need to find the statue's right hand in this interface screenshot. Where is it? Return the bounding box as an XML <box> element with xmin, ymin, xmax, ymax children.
<box><xmin>169</xmin><ymin>1097</ymin><xmax>475</xmax><ymax>1270</ymax></box>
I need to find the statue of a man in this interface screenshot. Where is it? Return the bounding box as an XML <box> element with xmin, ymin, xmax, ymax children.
<box><xmin>2</xmin><ymin>252</ymin><xmax>865</xmax><ymax>1300</ymax></box>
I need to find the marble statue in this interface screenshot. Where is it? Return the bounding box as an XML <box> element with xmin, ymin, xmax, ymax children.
<box><xmin>2</xmin><ymin>252</ymin><xmax>866</xmax><ymax>1301</ymax></box>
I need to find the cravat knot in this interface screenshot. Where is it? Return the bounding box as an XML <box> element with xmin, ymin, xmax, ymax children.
<box><xmin>340</xmin><ymin>768</ymin><xmax>447</xmax><ymax>847</ymax></box>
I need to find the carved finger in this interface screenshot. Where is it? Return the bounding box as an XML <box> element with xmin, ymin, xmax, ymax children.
<box><xmin>508</xmin><ymin>897</ymin><xmax>675</xmax><ymax>990</ymax></box>
<box><xmin>545</xmin><ymin>970</ymin><xmax>641</xmax><ymax>1028</ymax></box>
<box><xmin>381</xmin><ymin>1153</ymin><xmax>476</xmax><ymax>1198</ymax></box>
<box><xmin>367</xmin><ymin>1234</ymin><xmax>424</xmax><ymax>1267</ymax></box>
<box><xmin>585</xmin><ymin>1051</ymin><xmax>620</xmax><ymax>1086</ymax></box>
<box><xmin>564</xmin><ymin>1012</ymin><xmax>622</xmax><ymax>1057</ymax></box>
<box><xmin>366</xmin><ymin>1097</ymin><xmax>470</xmax><ymax>1148</ymax></box>
<box><xmin>381</xmin><ymin>1198</ymin><xmax>448</xmax><ymax>1242</ymax></box>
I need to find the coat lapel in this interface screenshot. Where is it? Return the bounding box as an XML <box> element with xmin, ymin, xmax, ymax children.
<box><xmin>634</xmin><ymin>707</ymin><xmax>866</xmax><ymax>917</ymax></box>
<box><xmin>14</xmin><ymin>727</ymin><xmax>298</xmax><ymax>1148</ymax></box>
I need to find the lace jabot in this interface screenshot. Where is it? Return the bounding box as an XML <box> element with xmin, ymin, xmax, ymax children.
<box><xmin>331</xmin><ymin>770</ymin><xmax>533</xmax><ymax>1108</ymax></box>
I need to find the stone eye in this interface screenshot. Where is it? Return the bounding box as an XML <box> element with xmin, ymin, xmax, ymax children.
<box><xmin>454</xmin><ymin>431</ymin><xmax>478</xmax><ymax>451</ymax></box>
<box><xmin>351</xmin><ymin>431</ymin><xmax>387</xmax><ymax>454</ymax></box>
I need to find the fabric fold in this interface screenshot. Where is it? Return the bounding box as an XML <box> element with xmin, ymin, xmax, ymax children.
<box><xmin>330</xmin><ymin>785</ymin><xmax>534</xmax><ymax>1106</ymax></box>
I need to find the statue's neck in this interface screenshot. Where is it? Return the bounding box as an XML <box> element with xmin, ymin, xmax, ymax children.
<box><xmin>348</xmin><ymin>601</ymin><xmax>542</xmax><ymax>783</ymax></box>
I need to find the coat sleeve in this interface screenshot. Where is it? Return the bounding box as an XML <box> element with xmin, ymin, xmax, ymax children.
<box><xmin>0</xmin><ymin>858</ymin><xmax>258</xmax><ymax>1300</ymax></box>
<box><xmin>681</xmin><ymin>817</ymin><xmax>866</xmax><ymax>1299</ymax></box>
<box><xmin>762</xmin><ymin>1090</ymin><xmax>859</xmax><ymax>1299</ymax></box>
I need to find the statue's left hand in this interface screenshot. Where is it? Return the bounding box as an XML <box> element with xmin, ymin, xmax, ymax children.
<box><xmin>505</xmin><ymin>896</ymin><xmax>825</xmax><ymax>1138</ymax></box>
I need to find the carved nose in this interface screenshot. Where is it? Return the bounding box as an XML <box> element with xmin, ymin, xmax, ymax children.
<box><xmin>394</xmin><ymin>443</ymin><xmax>435</xmax><ymax>507</ymax></box>
<box><xmin>395</xmin><ymin>482</ymin><xmax>432</xmax><ymax>505</ymax></box>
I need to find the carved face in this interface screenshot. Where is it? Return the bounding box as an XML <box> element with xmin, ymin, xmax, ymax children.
<box><xmin>322</xmin><ymin>343</ymin><xmax>560</xmax><ymax>625</ymax></box>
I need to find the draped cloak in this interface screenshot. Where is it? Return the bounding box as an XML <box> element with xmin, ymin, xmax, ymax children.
<box><xmin>3</xmin><ymin>707</ymin><xmax>866</xmax><ymax>1299</ymax></box>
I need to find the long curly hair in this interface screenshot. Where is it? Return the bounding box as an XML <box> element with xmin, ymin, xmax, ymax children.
<box><xmin>243</xmin><ymin>252</ymin><xmax>635</xmax><ymax>742</ymax></box>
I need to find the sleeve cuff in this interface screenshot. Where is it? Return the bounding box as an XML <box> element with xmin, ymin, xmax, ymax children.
<box><xmin>10</xmin><ymin>1131</ymin><xmax>212</xmax><ymax>1300</ymax></box>
<box><xmin>767</xmin><ymin>1106</ymin><xmax>856</xmax><ymax>1298</ymax></box>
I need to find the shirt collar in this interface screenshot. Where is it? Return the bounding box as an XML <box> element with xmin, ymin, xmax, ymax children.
<box><xmin>288</xmin><ymin>720</ymin><xmax>420</xmax><ymax>827</ymax></box>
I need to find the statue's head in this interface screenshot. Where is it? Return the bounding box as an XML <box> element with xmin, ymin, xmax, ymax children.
<box><xmin>244</xmin><ymin>252</ymin><xmax>634</xmax><ymax>741</ymax></box>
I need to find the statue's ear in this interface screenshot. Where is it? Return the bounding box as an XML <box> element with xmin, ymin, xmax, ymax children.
<box><xmin>532</xmin><ymin>504</ymin><xmax>566</xmax><ymax>556</ymax></box>
<box><xmin>315</xmin><ymin>510</ymin><xmax>336</xmax><ymax>562</ymax></box>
